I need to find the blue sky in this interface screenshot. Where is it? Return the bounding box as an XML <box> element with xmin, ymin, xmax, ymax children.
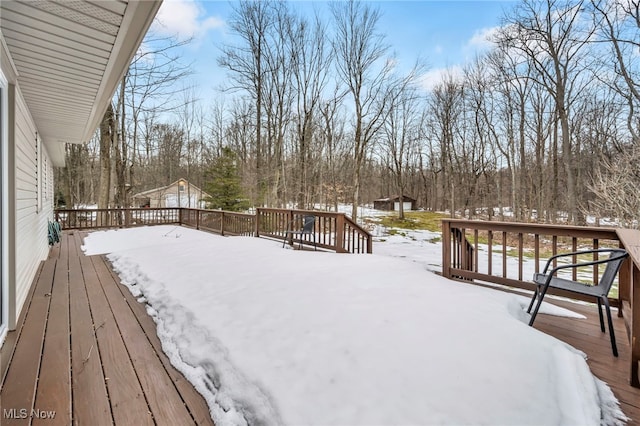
<box><xmin>150</xmin><ymin>0</ymin><xmax>515</xmax><ymax>97</ymax></box>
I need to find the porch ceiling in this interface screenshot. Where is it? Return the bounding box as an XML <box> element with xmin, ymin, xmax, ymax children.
<box><xmin>0</xmin><ymin>0</ymin><xmax>161</xmax><ymax>166</ymax></box>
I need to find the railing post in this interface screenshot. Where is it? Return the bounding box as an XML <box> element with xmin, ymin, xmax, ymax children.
<box><xmin>336</xmin><ymin>214</ymin><xmax>345</xmax><ymax>253</ymax></box>
<box><xmin>196</xmin><ymin>209</ymin><xmax>200</xmax><ymax>230</ymax></box>
<box><xmin>124</xmin><ymin>208</ymin><xmax>130</xmax><ymax>228</ymax></box>
<box><xmin>619</xmin><ymin>253</ymin><xmax>631</xmax><ymax>317</ymax></box>
<box><xmin>255</xmin><ymin>208</ymin><xmax>261</xmax><ymax>237</ymax></box>
<box><xmin>220</xmin><ymin>211</ymin><xmax>225</xmax><ymax>236</ymax></box>
<box><xmin>178</xmin><ymin>208</ymin><xmax>183</xmax><ymax>225</ymax></box>
<box><xmin>442</xmin><ymin>220</ymin><xmax>451</xmax><ymax>279</ymax></box>
<box><xmin>632</xmin><ymin>264</ymin><xmax>640</xmax><ymax>387</ymax></box>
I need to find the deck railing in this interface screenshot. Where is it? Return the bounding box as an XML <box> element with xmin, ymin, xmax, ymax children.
<box><xmin>180</xmin><ymin>208</ymin><xmax>255</xmax><ymax>236</ymax></box>
<box><xmin>442</xmin><ymin>218</ymin><xmax>639</xmax><ymax>388</ymax></box>
<box><xmin>255</xmin><ymin>208</ymin><xmax>372</xmax><ymax>254</ymax></box>
<box><xmin>55</xmin><ymin>208</ymin><xmax>181</xmax><ymax>229</ymax></box>
<box><xmin>54</xmin><ymin>207</ymin><xmax>372</xmax><ymax>254</ymax></box>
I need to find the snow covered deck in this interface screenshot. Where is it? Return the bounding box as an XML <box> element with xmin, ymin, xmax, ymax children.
<box><xmin>0</xmin><ymin>231</ymin><xmax>213</xmax><ymax>425</ymax></box>
<box><xmin>1</xmin><ymin>230</ymin><xmax>640</xmax><ymax>424</ymax></box>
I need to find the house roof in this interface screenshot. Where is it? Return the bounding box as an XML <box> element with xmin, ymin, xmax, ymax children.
<box><xmin>132</xmin><ymin>179</ymin><xmax>211</xmax><ymax>199</ymax></box>
<box><xmin>0</xmin><ymin>0</ymin><xmax>162</xmax><ymax>166</ymax></box>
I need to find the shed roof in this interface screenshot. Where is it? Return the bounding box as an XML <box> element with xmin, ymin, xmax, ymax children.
<box><xmin>374</xmin><ymin>195</ymin><xmax>417</xmax><ymax>202</ymax></box>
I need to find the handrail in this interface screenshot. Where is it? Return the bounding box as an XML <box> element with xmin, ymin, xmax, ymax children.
<box><xmin>55</xmin><ymin>208</ymin><xmax>181</xmax><ymax>229</ymax></box>
<box><xmin>180</xmin><ymin>208</ymin><xmax>255</xmax><ymax>236</ymax></box>
<box><xmin>54</xmin><ymin>207</ymin><xmax>372</xmax><ymax>254</ymax></box>
<box><xmin>442</xmin><ymin>218</ymin><xmax>638</xmax><ymax>388</ymax></box>
<box><xmin>256</xmin><ymin>208</ymin><xmax>372</xmax><ymax>254</ymax></box>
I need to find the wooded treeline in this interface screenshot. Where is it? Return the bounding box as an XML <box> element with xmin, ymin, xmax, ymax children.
<box><xmin>56</xmin><ymin>0</ymin><xmax>640</xmax><ymax>226</ymax></box>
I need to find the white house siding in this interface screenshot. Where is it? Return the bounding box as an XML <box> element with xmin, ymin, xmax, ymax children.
<box><xmin>13</xmin><ymin>88</ymin><xmax>52</xmax><ymax>324</ymax></box>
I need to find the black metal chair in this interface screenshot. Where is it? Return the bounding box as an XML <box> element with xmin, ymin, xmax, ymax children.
<box><xmin>527</xmin><ymin>248</ymin><xmax>628</xmax><ymax>356</ymax></box>
<box><xmin>283</xmin><ymin>215</ymin><xmax>317</xmax><ymax>250</ymax></box>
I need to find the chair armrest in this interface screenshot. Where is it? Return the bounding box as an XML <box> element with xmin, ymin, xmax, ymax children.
<box><xmin>540</xmin><ymin>248</ymin><xmax>626</xmax><ymax>274</ymax></box>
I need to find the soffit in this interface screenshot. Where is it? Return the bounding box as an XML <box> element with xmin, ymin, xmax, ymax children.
<box><xmin>0</xmin><ymin>0</ymin><xmax>161</xmax><ymax>166</ymax></box>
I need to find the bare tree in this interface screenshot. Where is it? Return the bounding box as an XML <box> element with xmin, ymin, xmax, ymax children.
<box><xmin>288</xmin><ymin>11</ymin><xmax>331</xmax><ymax>208</ymax></box>
<box><xmin>590</xmin><ymin>0</ymin><xmax>640</xmax><ymax>142</ymax></box>
<box><xmin>98</xmin><ymin>103</ymin><xmax>115</xmax><ymax>209</ymax></box>
<box><xmin>496</xmin><ymin>0</ymin><xmax>596</xmax><ymax>223</ymax></box>
<box><xmin>331</xmin><ymin>0</ymin><xmax>393</xmax><ymax>221</ymax></box>
<box><xmin>587</xmin><ymin>146</ymin><xmax>640</xmax><ymax>228</ymax></box>
<box><xmin>379</xmin><ymin>77</ymin><xmax>423</xmax><ymax>219</ymax></box>
<box><xmin>219</xmin><ymin>0</ymin><xmax>278</xmax><ymax>206</ymax></box>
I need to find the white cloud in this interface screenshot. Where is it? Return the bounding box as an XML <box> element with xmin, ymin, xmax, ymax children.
<box><xmin>434</xmin><ymin>45</ymin><xmax>443</xmax><ymax>55</ymax></box>
<box><xmin>418</xmin><ymin>65</ymin><xmax>464</xmax><ymax>92</ymax></box>
<box><xmin>467</xmin><ymin>26</ymin><xmax>501</xmax><ymax>50</ymax></box>
<box><xmin>152</xmin><ymin>0</ymin><xmax>224</xmax><ymax>42</ymax></box>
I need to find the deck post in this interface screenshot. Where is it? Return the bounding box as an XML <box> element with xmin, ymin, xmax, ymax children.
<box><xmin>335</xmin><ymin>214</ymin><xmax>345</xmax><ymax>253</ymax></box>
<box><xmin>220</xmin><ymin>211</ymin><xmax>225</xmax><ymax>236</ymax></box>
<box><xmin>254</xmin><ymin>208</ymin><xmax>260</xmax><ymax>237</ymax></box>
<box><xmin>442</xmin><ymin>220</ymin><xmax>451</xmax><ymax>279</ymax></box>
<box><xmin>619</xmin><ymin>256</ymin><xmax>630</xmax><ymax>317</ymax></box>
<box><xmin>632</xmin><ymin>263</ymin><xmax>640</xmax><ymax>387</ymax></box>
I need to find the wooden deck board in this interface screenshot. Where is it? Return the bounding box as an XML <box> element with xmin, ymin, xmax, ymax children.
<box><xmin>534</xmin><ymin>298</ymin><xmax>640</xmax><ymax>423</ymax></box>
<box><xmin>79</xmin><ymin>242</ymin><xmax>155</xmax><ymax>426</ymax></box>
<box><xmin>33</xmin><ymin>233</ymin><xmax>71</xmax><ymax>425</ymax></box>
<box><xmin>102</xmin><ymin>252</ymin><xmax>215</xmax><ymax>426</ymax></box>
<box><xmin>68</xmin><ymin>232</ymin><xmax>113</xmax><ymax>425</ymax></box>
<box><xmin>0</xmin><ymin>231</ymin><xmax>214</xmax><ymax>425</ymax></box>
<box><xmin>1</xmin><ymin>251</ymin><xmax>56</xmax><ymax>425</ymax></box>
<box><xmin>90</xmin><ymin>252</ymin><xmax>196</xmax><ymax>425</ymax></box>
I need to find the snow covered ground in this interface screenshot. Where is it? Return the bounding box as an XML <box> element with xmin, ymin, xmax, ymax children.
<box><xmin>83</xmin><ymin>225</ymin><xmax>626</xmax><ymax>425</ymax></box>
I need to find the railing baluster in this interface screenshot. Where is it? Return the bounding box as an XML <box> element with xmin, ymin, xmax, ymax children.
<box><xmin>518</xmin><ymin>233</ymin><xmax>523</xmax><ymax>281</ymax></box>
<box><xmin>534</xmin><ymin>234</ymin><xmax>540</xmax><ymax>274</ymax></box>
<box><xmin>572</xmin><ymin>237</ymin><xmax>578</xmax><ymax>281</ymax></box>
<box><xmin>488</xmin><ymin>230</ymin><xmax>493</xmax><ymax>276</ymax></box>
<box><xmin>502</xmin><ymin>231</ymin><xmax>507</xmax><ymax>278</ymax></box>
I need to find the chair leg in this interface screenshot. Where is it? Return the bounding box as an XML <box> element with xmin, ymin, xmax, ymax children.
<box><xmin>597</xmin><ymin>299</ymin><xmax>605</xmax><ymax>332</ymax></box>
<box><xmin>528</xmin><ymin>288</ymin><xmax>547</xmax><ymax>326</ymax></box>
<box><xmin>602</xmin><ymin>297</ymin><xmax>618</xmax><ymax>357</ymax></box>
<box><xmin>527</xmin><ymin>288</ymin><xmax>539</xmax><ymax>314</ymax></box>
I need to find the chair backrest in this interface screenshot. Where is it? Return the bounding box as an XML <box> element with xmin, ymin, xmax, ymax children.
<box><xmin>597</xmin><ymin>249</ymin><xmax>629</xmax><ymax>295</ymax></box>
<box><xmin>301</xmin><ymin>215</ymin><xmax>315</xmax><ymax>233</ymax></box>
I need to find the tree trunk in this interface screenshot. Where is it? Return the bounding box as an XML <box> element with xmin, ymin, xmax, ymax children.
<box><xmin>98</xmin><ymin>104</ymin><xmax>113</xmax><ymax>209</ymax></box>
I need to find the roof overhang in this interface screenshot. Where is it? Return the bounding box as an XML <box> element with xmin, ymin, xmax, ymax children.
<box><xmin>0</xmin><ymin>0</ymin><xmax>162</xmax><ymax>166</ymax></box>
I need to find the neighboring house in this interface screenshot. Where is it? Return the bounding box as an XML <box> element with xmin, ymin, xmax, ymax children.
<box><xmin>0</xmin><ymin>1</ymin><xmax>161</xmax><ymax>343</ymax></box>
<box><xmin>373</xmin><ymin>196</ymin><xmax>417</xmax><ymax>212</ymax></box>
<box><xmin>132</xmin><ymin>179</ymin><xmax>210</xmax><ymax>208</ymax></box>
